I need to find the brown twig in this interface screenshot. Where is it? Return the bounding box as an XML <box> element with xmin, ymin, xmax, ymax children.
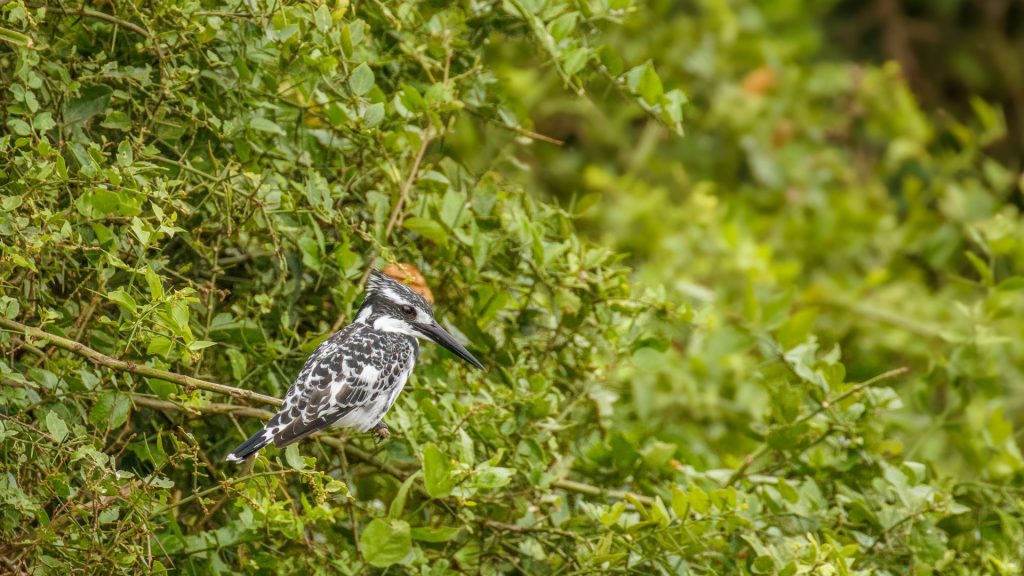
<box><xmin>0</xmin><ymin>317</ymin><xmax>279</xmax><ymax>406</ymax></box>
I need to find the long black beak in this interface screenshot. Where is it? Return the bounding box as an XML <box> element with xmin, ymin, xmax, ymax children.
<box><xmin>417</xmin><ymin>321</ymin><xmax>484</xmax><ymax>369</ymax></box>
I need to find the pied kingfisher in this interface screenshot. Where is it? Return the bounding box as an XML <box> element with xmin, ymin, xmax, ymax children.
<box><xmin>227</xmin><ymin>270</ymin><xmax>483</xmax><ymax>462</ymax></box>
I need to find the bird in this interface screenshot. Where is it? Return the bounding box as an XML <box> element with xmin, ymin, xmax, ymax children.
<box><xmin>227</xmin><ymin>270</ymin><xmax>483</xmax><ymax>462</ymax></box>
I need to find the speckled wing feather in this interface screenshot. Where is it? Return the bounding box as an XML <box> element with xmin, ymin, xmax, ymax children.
<box><xmin>226</xmin><ymin>324</ymin><xmax>418</xmax><ymax>461</ymax></box>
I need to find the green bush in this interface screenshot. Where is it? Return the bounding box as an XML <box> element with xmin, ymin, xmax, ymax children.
<box><xmin>1</xmin><ymin>0</ymin><xmax>1022</xmax><ymax>574</ymax></box>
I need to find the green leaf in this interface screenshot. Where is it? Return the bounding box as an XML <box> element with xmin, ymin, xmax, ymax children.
<box><xmin>145</xmin><ymin>266</ymin><xmax>164</xmax><ymax>300</ymax></box>
<box><xmin>363</xmin><ymin>102</ymin><xmax>385</xmax><ymax>127</ymax></box>
<box><xmin>688</xmin><ymin>484</ymin><xmax>709</xmax><ymax>515</ymax></box>
<box><xmin>670</xmin><ymin>486</ymin><xmax>689</xmax><ymax>518</ymax></box>
<box><xmin>548</xmin><ymin>12</ymin><xmax>578</xmax><ymax>41</ymax></box>
<box><xmin>46</xmin><ymin>412</ymin><xmax>69</xmax><ymax>443</ymax></box>
<box><xmin>89</xmin><ymin>391</ymin><xmax>131</xmax><ymax>430</ymax></box>
<box><xmin>0</xmin><ymin>27</ymin><xmax>34</xmax><ymax>48</ymax></box>
<box><xmin>389</xmin><ymin>470</ymin><xmax>421</xmax><ymax>519</ymax></box>
<box><xmin>360</xmin><ymin>518</ymin><xmax>411</xmax><ymax>567</ymax></box>
<box><xmin>64</xmin><ymin>85</ymin><xmax>112</xmax><ymax>125</ymax></box>
<box><xmin>625</xmin><ymin>61</ymin><xmax>663</xmax><ymax>105</ymax></box>
<box><xmin>146</xmin><ymin>336</ymin><xmax>173</xmax><ymax>359</ymax></box>
<box><xmin>284</xmin><ymin>444</ymin><xmax>306</xmax><ymax>470</ymax></box>
<box><xmin>349</xmin><ymin>63</ymin><xmax>375</xmax><ymax>96</ymax></box>
<box><xmin>421</xmin><ymin>443</ymin><xmax>455</xmax><ymax>498</ymax></box>
<box><xmin>146</xmin><ymin>377</ymin><xmax>177</xmax><ymax>399</ymax></box>
<box><xmin>187</xmin><ymin>340</ymin><xmax>216</xmax><ymax>352</ymax></box>
<box><xmin>0</xmin><ymin>296</ymin><xmax>20</xmax><ymax>319</ymax></box>
<box><xmin>106</xmin><ymin>288</ymin><xmax>138</xmax><ymax>314</ymax></box>
<box><xmin>7</xmin><ymin>118</ymin><xmax>31</xmax><ymax>136</ymax></box>
<box><xmin>314</xmin><ymin>4</ymin><xmax>332</xmax><ymax>32</ymax></box>
<box><xmin>775</xmin><ymin>307</ymin><xmax>818</xmax><ymax>350</ymax></box>
<box><xmin>403</xmin><ymin>217</ymin><xmax>448</xmax><ymax>247</ymax></box>
<box><xmin>116</xmin><ymin>139</ymin><xmax>134</xmax><ymax>167</ymax></box>
<box><xmin>250</xmin><ymin>117</ymin><xmax>285</xmax><ymax>135</ymax></box>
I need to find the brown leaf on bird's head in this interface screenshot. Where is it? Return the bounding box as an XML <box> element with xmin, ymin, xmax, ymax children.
<box><xmin>382</xmin><ymin>263</ymin><xmax>435</xmax><ymax>304</ymax></box>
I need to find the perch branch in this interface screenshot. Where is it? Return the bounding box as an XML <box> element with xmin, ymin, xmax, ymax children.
<box><xmin>1</xmin><ymin>317</ymin><xmax>658</xmax><ymax>508</ymax></box>
<box><xmin>0</xmin><ymin>317</ymin><xmax>279</xmax><ymax>405</ymax></box>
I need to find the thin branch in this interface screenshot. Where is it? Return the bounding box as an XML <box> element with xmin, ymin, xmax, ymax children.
<box><xmin>464</xmin><ymin>108</ymin><xmax>564</xmax><ymax>145</ymax></box>
<box><xmin>58</xmin><ymin>6</ymin><xmax>150</xmax><ymax>38</ymax></box>
<box><xmin>725</xmin><ymin>366</ymin><xmax>909</xmax><ymax>486</ymax></box>
<box><xmin>335</xmin><ymin>129</ymin><xmax>435</xmax><ymax>333</ymax></box>
<box><xmin>384</xmin><ymin>128</ymin><xmax>434</xmax><ymax>240</ymax></box>
<box><xmin>550</xmin><ymin>478</ymin><xmax>656</xmax><ymax>507</ymax></box>
<box><xmin>0</xmin><ymin>317</ymin><xmax>279</xmax><ymax>406</ymax></box>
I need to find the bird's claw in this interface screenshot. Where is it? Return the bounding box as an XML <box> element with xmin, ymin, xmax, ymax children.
<box><xmin>371</xmin><ymin>421</ymin><xmax>391</xmax><ymax>442</ymax></box>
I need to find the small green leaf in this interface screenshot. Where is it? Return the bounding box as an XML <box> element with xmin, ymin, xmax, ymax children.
<box><xmin>187</xmin><ymin>340</ymin><xmax>216</xmax><ymax>352</ymax></box>
<box><xmin>688</xmin><ymin>484</ymin><xmax>709</xmax><ymax>514</ymax></box>
<box><xmin>46</xmin><ymin>412</ymin><xmax>69</xmax><ymax>443</ymax></box>
<box><xmin>390</xmin><ymin>470</ymin><xmax>421</xmax><ymax>519</ymax></box>
<box><xmin>625</xmin><ymin>61</ymin><xmax>663</xmax><ymax>105</ymax></box>
<box><xmin>349</xmin><ymin>63</ymin><xmax>375</xmax><ymax>96</ymax></box>
<box><xmin>146</xmin><ymin>377</ymin><xmax>177</xmax><ymax>399</ymax></box>
<box><xmin>314</xmin><ymin>4</ymin><xmax>332</xmax><ymax>32</ymax></box>
<box><xmin>116</xmin><ymin>140</ymin><xmax>134</xmax><ymax>167</ymax></box>
<box><xmin>90</xmin><ymin>391</ymin><xmax>131</xmax><ymax>430</ymax></box>
<box><xmin>145</xmin><ymin>266</ymin><xmax>164</xmax><ymax>300</ymax></box>
<box><xmin>284</xmin><ymin>444</ymin><xmax>305</xmax><ymax>470</ymax></box>
<box><xmin>7</xmin><ymin>118</ymin><xmax>31</xmax><ymax>136</ymax></box>
<box><xmin>548</xmin><ymin>12</ymin><xmax>578</xmax><ymax>41</ymax></box>
<box><xmin>360</xmin><ymin>518</ymin><xmax>411</xmax><ymax>567</ymax></box>
<box><xmin>146</xmin><ymin>336</ymin><xmax>173</xmax><ymax>359</ymax></box>
<box><xmin>670</xmin><ymin>486</ymin><xmax>689</xmax><ymax>518</ymax></box>
<box><xmin>403</xmin><ymin>217</ymin><xmax>448</xmax><ymax>247</ymax></box>
<box><xmin>64</xmin><ymin>85</ymin><xmax>112</xmax><ymax>125</ymax></box>
<box><xmin>106</xmin><ymin>288</ymin><xmax>138</xmax><ymax>314</ymax></box>
<box><xmin>250</xmin><ymin>117</ymin><xmax>284</xmax><ymax>135</ymax></box>
<box><xmin>363</xmin><ymin>102</ymin><xmax>385</xmax><ymax>127</ymax></box>
<box><xmin>0</xmin><ymin>27</ymin><xmax>34</xmax><ymax>48</ymax></box>
<box><xmin>421</xmin><ymin>443</ymin><xmax>455</xmax><ymax>498</ymax></box>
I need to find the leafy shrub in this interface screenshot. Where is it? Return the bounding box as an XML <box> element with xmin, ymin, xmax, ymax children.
<box><xmin>1</xmin><ymin>0</ymin><xmax>1022</xmax><ymax>574</ymax></box>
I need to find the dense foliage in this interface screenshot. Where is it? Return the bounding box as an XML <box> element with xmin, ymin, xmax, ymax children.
<box><xmin>2</xmin><ymin>0</ymin><xmax>1022</xmax><ymax>574</ymax></box>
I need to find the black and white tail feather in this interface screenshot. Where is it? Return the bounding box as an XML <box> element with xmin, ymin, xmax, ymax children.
<box><xmin>227</xmin><ymin>270</ymin><xmax>483</xmax><ymax>463</ymax></box>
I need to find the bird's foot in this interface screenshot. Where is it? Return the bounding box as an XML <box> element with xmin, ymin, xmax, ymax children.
<box><xmin>371</xmin><ymin>421</ymin><xmax>391</xmax><ymax>442</ymax></box>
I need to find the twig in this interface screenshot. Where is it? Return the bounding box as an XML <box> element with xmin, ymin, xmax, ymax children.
<box><xmin>384</xmin><ymin>129</ymin><xmax>433</xmax><ymax>241</ymax></box>
<box><xmin>60</xmin><ymin>6</ymin><xmax>150</xmax><ymax>38</ymax></box>
<box><xmin>550</xmin><ymin>478</ymin><xmax>656</xmax><ymax>507</ymax></box>
<box><xmin>806</xmin><ymin>295</ymin><xmax>947</xmax><ymax>340</ymax></box>
<box><xmin>506</xmin><ymin>0</ymin><xmax>584</xmax><ymax>95</ymax></box>
<box><xmin>725</xmin><ymin>367</ymin><xmax>909</xmax><ymax>486</ymax></box>
<box><xmin>334</xmin><ymin>129</ymin><xmax>435</xmax><ymax>333</ymax></box>
<box><xmin>464</xmin><ymin>108</ymin><xmax>564</xmax><ymax>145</ymax></box>
<box><xmin>0</xmin><ymin>317</ymin><xmax>279</xmax><ymax>406</ymax></box>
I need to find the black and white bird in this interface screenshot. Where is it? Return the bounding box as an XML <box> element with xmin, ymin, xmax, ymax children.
<box><xmin>227</xmin><ymin>270</ymin><xmax>483</xmax><ymax>462</ymax></box>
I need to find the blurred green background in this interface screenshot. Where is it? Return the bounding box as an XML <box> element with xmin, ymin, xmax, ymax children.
<box><xmin>2</xmin><ymin>0</ymin><xmax>1023</xmax><ymax>573</ymax></box>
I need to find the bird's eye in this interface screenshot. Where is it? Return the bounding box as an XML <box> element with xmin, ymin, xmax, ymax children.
<box><xmin>400</xmin><ymin>305</ymin><xmax>415</xmax><ymax>316</ymax></box>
